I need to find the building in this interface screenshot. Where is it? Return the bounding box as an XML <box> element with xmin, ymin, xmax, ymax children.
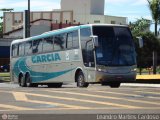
<box><xmin>61</xmin><ymin>0</ymin><xmax>126</xmax><ymax>24</ymax></box>
<box><xmin>61</xmin><ymin>0</ymin><xmax>105</xmax><ymax>15</ymax></box>
<box><xmin>3</xmin><ymin>0</ymin><xmax>127</xmax><ymax>39</ymax></box>
<box><xmin>0</xmin><ymin>0</ymin><xmax>127</xmax><ymax>67</ymax></box>
<box><xmin>3</xmin><ymin>11</ymin><xmax>74</xmax><ymax>38</ymax></box>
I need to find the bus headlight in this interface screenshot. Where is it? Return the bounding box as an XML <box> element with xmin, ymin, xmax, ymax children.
<box><xmin>97</xmin><ymin>68</ymin><xmax>107</xmax><ymax>72</ymax></box>
<box><xmin>131</xmin><ymin>68</ymin><xmax>137</xmax><ymax>72</ymax></box>
<box><xmin>97</xmin><ymin>68</ymin><xmax>102</xmax><ymax>72</ymax></box>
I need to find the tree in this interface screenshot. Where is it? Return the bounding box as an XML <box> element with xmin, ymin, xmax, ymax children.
<box><xmin>129</xmin><ymin>18</ymin><xmax>151</xmax><ymax>35</ymax></box>
<box><xmin>0</xmin><ymin>8</ymin><xmax>14</xmax><ymax>12</ymax></box>
<box><xmin>134</xmin><ymin>32</ymin><xmax>160</xmax><ymax>67</ymax></box>
<box><xmin>147</xmin><ymin>0</ymin><xmax>160</xmax><ymax>36</ymax></box>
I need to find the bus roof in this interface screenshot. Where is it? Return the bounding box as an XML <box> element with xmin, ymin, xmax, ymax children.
<box><xmin>11</xmin><ymin>24</ymin><xmax>128</xmax><ymax>45</ymax></box>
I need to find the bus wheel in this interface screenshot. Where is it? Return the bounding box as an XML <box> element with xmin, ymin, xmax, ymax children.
<box><xmin>109</xmin><ymin>83</ymin><xmax>121</xmax><ymax>88</ymax></box>
<box><xmin>19</xmin><ymin>75</ymin><xmax>26</xmax><ymax>87</ymax></box>
<box><xmin>26</xmin><ymin>74</ymin><xmax>38</xmax><ymax>87</ymax></box>
<box><xmin>48</xmin><ymin>83</ymin><xmax>62</xmax><ymax>88</ymax></box>
<box><xmin>77</xmin><ymin>71</ymin><xmax>89</xmax><ymax>88</ymax></box>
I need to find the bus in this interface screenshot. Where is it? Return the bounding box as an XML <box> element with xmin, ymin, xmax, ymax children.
<box><xmin>10</xmin><ymin>24</ymin><xmax>137</xmax><ymax>88</ymax></box>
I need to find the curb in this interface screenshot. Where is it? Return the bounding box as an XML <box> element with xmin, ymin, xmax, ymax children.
<box><xmin>122</xmin><ymin>83</ymin><xmax>160</xmax><ymax>88</ymax></box>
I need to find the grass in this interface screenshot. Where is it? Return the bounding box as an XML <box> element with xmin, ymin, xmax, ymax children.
<box><xmin>137</xmin><ymin>68</ymin><xmax>160</xmax><ymax>74</ymax></box>
<box><xmin>0</xmin><ymin>72</ymin><xmax>10</xmax><ymax>82</ymax></box>
<box><xmin>0</xmin><ymin>72</ymin><xmax>10</xmax><ymax>77</ymax></box>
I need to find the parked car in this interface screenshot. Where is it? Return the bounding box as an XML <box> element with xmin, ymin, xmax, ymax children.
<box><xmin>0</xmin><ymin>65</ymin><xmax>10</xmax><ymax>72</ymax></box>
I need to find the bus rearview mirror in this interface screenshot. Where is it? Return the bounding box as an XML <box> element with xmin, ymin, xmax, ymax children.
<box><xmin>90</xmin><ymin>35</ymin><xmax>99</xmax><ymax>47</ymax></box>
<box><xmin>136</xmin><ymin>37</ymin><xmax>143</xmax><ymax>48</ymax></box>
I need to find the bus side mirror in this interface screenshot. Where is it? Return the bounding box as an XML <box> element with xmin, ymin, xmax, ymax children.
<box><xmin>90</xmin><ymin>35</ymin><xmax>99</xmax><ymax>47</ymax></box>
<box><xmin>136</xmin><ymin>37</ymin><xmax>143</xmax><ymax>48</ymax></box>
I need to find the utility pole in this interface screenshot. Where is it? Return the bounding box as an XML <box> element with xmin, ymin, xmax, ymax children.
<box><xmin>153</xmin><ymin>51</ymin><xmax>157</xmax><ymax>74</ymax></box>
<box><xmin>28</xmin><ymin>0</ymin><xmax>30</xmax><ymax>37</ymax></box>
<box><xmin>24</xmin><ymin>0</ymin><xmax>30</xmax><ymax>38</ymax></box>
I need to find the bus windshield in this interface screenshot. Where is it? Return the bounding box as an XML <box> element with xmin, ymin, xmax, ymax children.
<box><xmin>93</xmin><ymin>26</ymin><xmax>136</xmax><ymax>66</ymax></box>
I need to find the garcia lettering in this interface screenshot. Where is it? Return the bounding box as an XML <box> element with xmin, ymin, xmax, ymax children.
<box><xmin>32</xmin><ymin>53</ymin><xmax>61</xmax><ymax>63</ymax></box>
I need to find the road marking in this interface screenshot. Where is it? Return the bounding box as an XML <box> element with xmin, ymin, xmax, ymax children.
<box><xmin>44</xmin><ymin>90</ymin><xmax>160</xmax><ymax>107</ymax></box>
<box><xmin>1</xmin><ymin>106</ymin><xmax>160</xmax><ymax>112</ymax></box>
<box><xmin>34</xmin><ymin>90</ymin><xmax>141</xmax><ymax>109</ymax></box>
<box><xmin>95</xmin><ymin>90</ymin><xmax>160</xmax><ymax>100</ymax></box>
<box><xmin>12</xmin><ymin>92</ymin><xmax>90</xmax><ymax>109</ymax></box>
<box><xmin>0</xmin><ymin>104</ymin><xmax>34</xmax><ymax>110</ymax></box>
<box><xmin>135</xmin><ymin>91</ymin><xmax>160</xmax><ymax>95</ymax></box>
<box><xmin>94</xmin><ymin>91</ymin><xmax>142</xmax><ymax>97</ymax></box>
<box><xmin>13</xmin><ymin>92</ymin><xmax>28</xmax><ymax>101</ymax></box>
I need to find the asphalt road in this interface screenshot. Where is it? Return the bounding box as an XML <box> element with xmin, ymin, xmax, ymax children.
<box><xmin>0</xmin><ymin>83</ymin><xmax>160</xmax><ymax>120</ymax></box>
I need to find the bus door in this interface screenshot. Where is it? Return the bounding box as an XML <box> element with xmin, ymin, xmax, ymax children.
<box><xmin>85</xmin><ymin>40</ymin><xmax>96</xmax><ymax>82</ymax></box>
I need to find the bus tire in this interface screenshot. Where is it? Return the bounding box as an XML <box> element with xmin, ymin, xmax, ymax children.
<box><xmin>48</xmin><ymin>83</ymin><xmax>62</xmax><ymax>88</ymax></box>
<box><xmin>19</xmin><ymin>75</ymin><xmax>26</xmax><ymax>87</ymax></box>
<box><xmin>101</xmin><ymin>82</ymin><xmax>109</xmax><ymax>86</ymax></box>
<box><xmin>109</xmin><ymin>82</ymin><xmax>121</xmax><ymax>88</ymax></box>
<box><xmin>76</xmin><ymin>71</ymin><xmax>89</xmax><ymax>88</ymax></box>
<box><xmin>26</xmin><ymin>74</ymin><xmax>38</xmax><ymax>87</ymax></box>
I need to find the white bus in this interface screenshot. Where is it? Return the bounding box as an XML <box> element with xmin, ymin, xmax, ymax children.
<box><xmin>10</xmin><ymin>24</ymin><xmax>137</xmax><ymax>88</ymax></box>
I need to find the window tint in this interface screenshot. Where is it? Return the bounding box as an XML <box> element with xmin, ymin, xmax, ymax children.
<box><xmin>54</xmin><ymin>33</ymin><xmax>66</xmax><ymax>51</ymax></box>
<box><xmin>114</xmin><ymin>27</ymin><xmax>132</xmax><ymax>38</ymax></box>
<box><xmin>32</xmin><ymin>39</ymin><xmax>43</xmax><ymax>54</ymax></box>
<box><xmin>12</xmin><ymin>44</ymin><xmax>18</xmax><ymax>57</ymax></box>
<box><xmin>43</xmin><ymin>37</ymin><xmax>53</xmax><ymax>52</ymax></box>
<box><xmin>72</xmin><ymin>31</ymin><xmax>79</xmax><ymax>48</ymax></box>
<box><xmin>25</xmin><ymin>41</ymin><xmax>32</xmax><ymax>55</ymax></box>
<box><xmin>18</xmin><ymin>43</ymin><xmax>25</xmax><ymax>56</ymax></box>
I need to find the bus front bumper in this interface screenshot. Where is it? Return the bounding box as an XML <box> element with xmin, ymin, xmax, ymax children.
<box><xmin>96</xmin><ymin>71</ymin><xmax>136</xmax><ymax>83</ymax></box>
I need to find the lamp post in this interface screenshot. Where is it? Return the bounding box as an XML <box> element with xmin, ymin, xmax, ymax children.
<box><xmin>28</xmin><ymin>0</ymin><xmax>30</xmax><ymax>37</ymax></box>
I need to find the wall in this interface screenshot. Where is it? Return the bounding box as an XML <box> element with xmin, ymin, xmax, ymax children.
<box><xmin>30</xmin><ymin>20</ymin><xmax>51</xmax><ymax>37</ymax></box>
<box><xmin>61</xmin><ymin>0</ymin><xmax>105</xmax><ymax>15</ymax></box>
<box><xmin>105</xmin><ymin>15</ymin><xmax>127</xmax><ymax>25</ymax></box>
<box><xmin>73</xmin><ymin>15</ymin><xmax>127</xmax><ymax>25</ymax></box>
<box><xmin>3</xmin><ymin>20</ymin><xmax>51</xmax><ymax>38</ymax></box>
<box><xmin>4</xmin><ymin>12</ymin><xmax>13</xmax><ymax>33</ymax></box>
<box><xmin>90</xmin><ymin>0</ymin><xmax>105</xmax><ymax>15</ymax></box>
<box><xmin>61</xmin><ymin>0</ymin><xmax>91</xmax><ymax>15</ymax></box>
<box><xmin>3</xmin><ymin>11</ymin><xmax>73</xmax><ymax>34</ymax></box>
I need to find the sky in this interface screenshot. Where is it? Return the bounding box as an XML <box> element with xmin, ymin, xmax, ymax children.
<box><xmin>0</xmin><ymin>0</ymin><xmax>152</xmax><ymax>23</ymax></box>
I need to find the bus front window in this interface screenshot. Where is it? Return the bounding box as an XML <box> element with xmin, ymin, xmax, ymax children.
<box><xmin>93</xmin><ymin>26</ymin><xmax>136</xmax><ymax>66</ymax></box>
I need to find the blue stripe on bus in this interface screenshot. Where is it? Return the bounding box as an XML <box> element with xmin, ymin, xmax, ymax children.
<box><xmin>13</xmin><ymin>57</ymin><xmax>74</xmax><ymax>83</ymax></box>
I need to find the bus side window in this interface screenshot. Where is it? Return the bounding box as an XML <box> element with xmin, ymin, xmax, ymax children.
<box><xmin>80</xmin><ymin>28</ymin><xmax>94</xmax><ymax>67</ymax></box>
<box><xmin>18</xmin><ymin>43</ymin><xmax>25</xmax><ymax>56</ymax></box>
<box><xmin>54</xmin><ymin>33</ymin><xmax>66</xmax><ymax>51</ymax></box>
<box><xmin>25</xmin><ymin>41</ymin><xmax>32</xmax><ymax>55</ymax></box>
<box><xmin>12</xmin><ymin>44</ymin><xmax>18</xmax><ymax>57</ymax></box>
<box><xmin>67</xmin><ymin>32</ymin><xmax>73</xmax><ymax>49</ymax></box>
<box><xmin>32</xmin><ymin>39</ymin><xmax>43</xmax><ymax>54</ymax></box>
<box><xmin>66</xmin><ymin>30</ymin><xmax>79</xmax><ymax>49</ymax></box>
<box><xmin>43</xmin><ymin>37</ymin><xmax>53</xmax><ymax>52</ymax></box>
<box><xmin>72</xmin><ymin>31</ymin><xmax>79</xmax><ymax>48</ymax></box>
